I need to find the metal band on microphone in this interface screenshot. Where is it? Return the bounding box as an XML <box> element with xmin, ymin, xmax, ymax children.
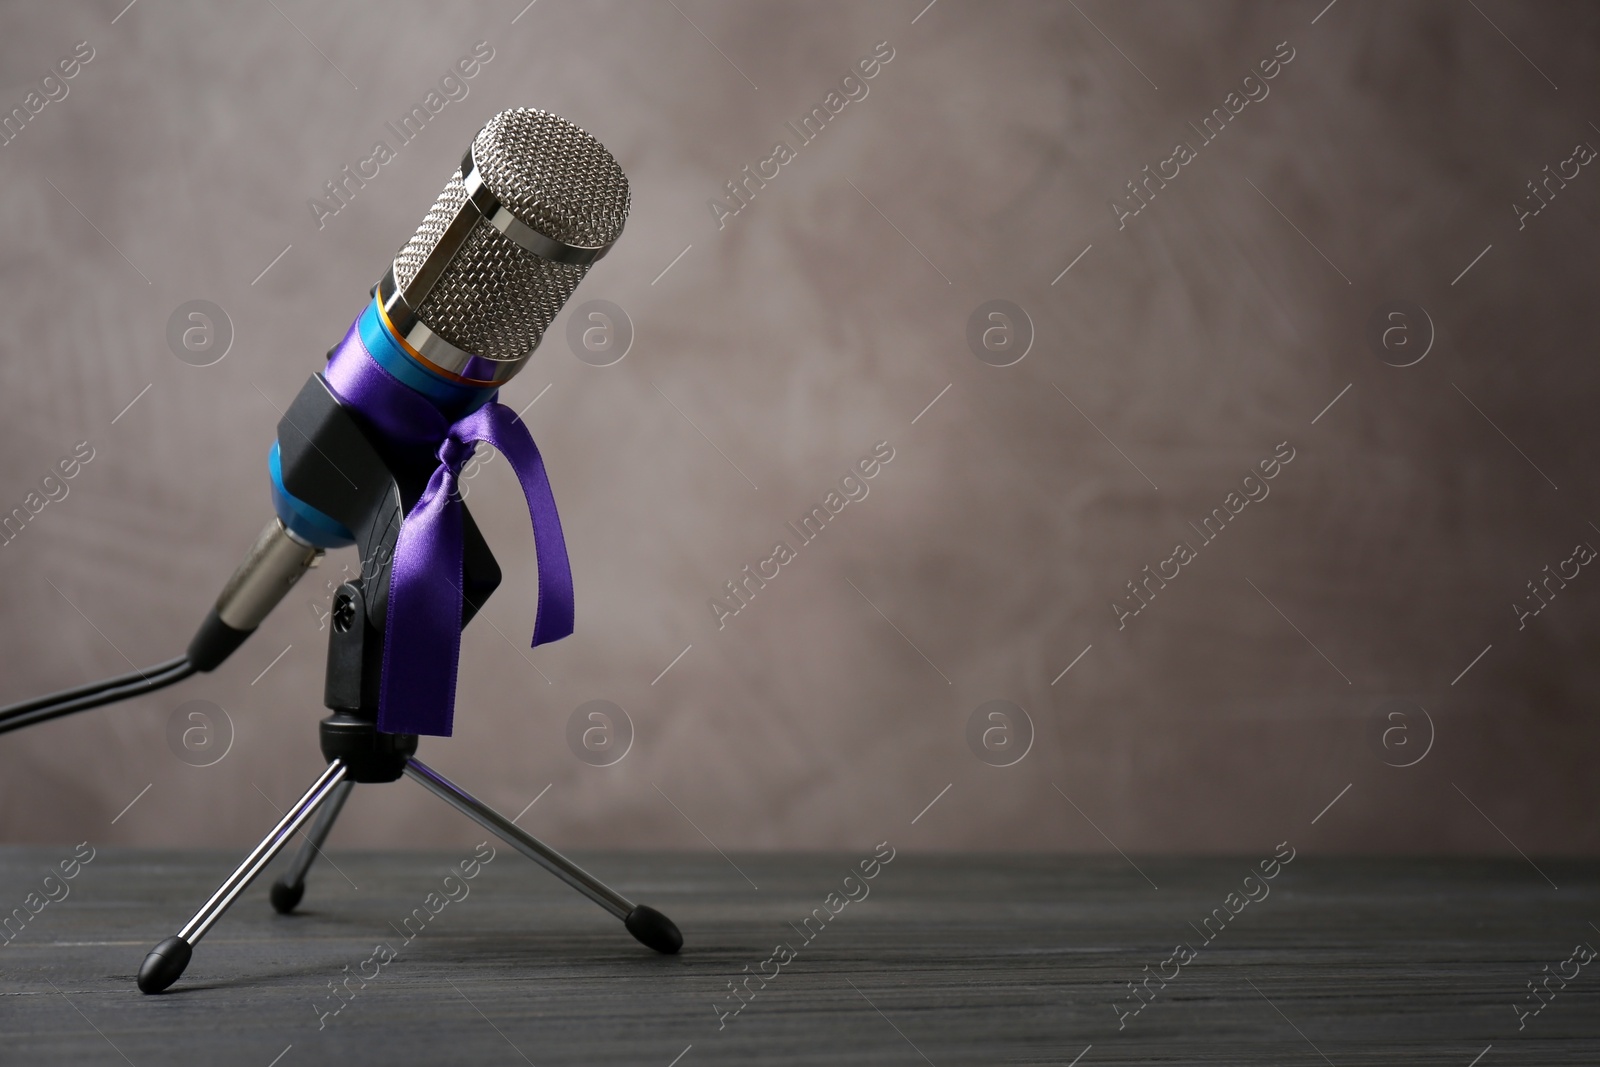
<box><xmin>460</xmin><ymin>147</ymin><xmax>616</xmax><ymax>266</ymax></box>
<box><xmin>376</xmin><ymin>272</ymin><xmax>513</xmax><ymax>387</ymax></box>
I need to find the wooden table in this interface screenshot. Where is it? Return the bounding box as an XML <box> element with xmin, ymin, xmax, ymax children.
<box><xmin>1</xmin><ymin>849</ymin><xmax>1594</xmax><ymax>1065</ymax></box>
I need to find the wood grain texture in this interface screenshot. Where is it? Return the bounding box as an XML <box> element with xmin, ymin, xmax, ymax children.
<box><xmin>1</xmin><ymin>849</ymin><xmax>1595</xmax><ymax>1065</ymax></box>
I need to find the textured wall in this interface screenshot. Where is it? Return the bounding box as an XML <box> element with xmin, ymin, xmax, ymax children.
<box><xmin>0</xmin><ymin>0</ymin><xmax>1596</xmax><ymax>856</ymax></box>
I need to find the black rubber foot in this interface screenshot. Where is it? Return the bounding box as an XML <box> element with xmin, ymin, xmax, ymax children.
<box><xmin>137</xmin><ymin>935</ymin><xmax>193</xmax><ymax>994</ymax></box>
<box><xmin>624</xmin><ymin>904</ymin><xmax>682</xmax><ymax>954</ymax></box>
<box><xmin>270</xmin><ymin>878</ymin><xmax>305</xmax><ymax>914</ymax></box>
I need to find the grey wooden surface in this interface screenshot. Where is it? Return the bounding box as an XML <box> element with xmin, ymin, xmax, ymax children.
<box><xmin>1</xmin><ymin>848</ymin><xmax>1595</xmax><ymax>1065</ymax></box>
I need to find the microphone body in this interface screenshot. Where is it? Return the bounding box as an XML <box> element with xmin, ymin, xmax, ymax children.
<box><xmin>188</xmin><ymin>109</ymin><xmax>629</xmax><ymax>677</ymax></box>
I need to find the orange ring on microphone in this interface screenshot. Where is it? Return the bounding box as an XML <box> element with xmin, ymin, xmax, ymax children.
<box><xmin>374</xmin><ymin>294</ymin><xmax>502</xmax><ymax>388</ymax></box>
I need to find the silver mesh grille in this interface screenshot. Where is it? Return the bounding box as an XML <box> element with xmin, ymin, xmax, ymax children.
<box><xmin>393</xmin><ymin>170</ymin><xmax>470</xmax><ymax>292</ymax></box>
<box><xmin>391</xmin><ymin>109</ymin><xmax>629</xmax><ymax>365</ymax></box>
<box><xmin>473</xmin><ymin>109</ymin><xmax>629</xmax><ymax>247</ymax></box>
<box><xmin>416</xmin><ymin>223</ymin><xmax>587</xmax><ymax>363</ymax></box>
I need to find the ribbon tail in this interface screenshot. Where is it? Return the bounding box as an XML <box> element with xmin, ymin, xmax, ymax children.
<box><xmin>522</xmin><ymin>439</ymin><xmax>574</xmax><ymax>648</ymax></box>
<box><xmin>378</xmin><ymin>467</ymin><xmax>465</xmax><ymax>736</ymax></box>
<box><xmin>471</xmin><ymin>403</ymin><xmax>575</xmax><ymax>647</ymax></box>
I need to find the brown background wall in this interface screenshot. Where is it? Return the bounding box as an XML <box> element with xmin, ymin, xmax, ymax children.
<box><xmin>1</xmin><ymin>0</ymin><xmax>1596</xmax><ymax>856</ymax></box>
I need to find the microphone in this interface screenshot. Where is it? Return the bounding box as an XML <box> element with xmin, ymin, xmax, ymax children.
<box><xmin>186</xmin><ymin>108</ymin><xmax>630</xmax><ymax>675</ymax></box>
<box><xmin>10</xmin><ymin>109</ymin><xmax>683</xmax><ymax>989</ymax></box>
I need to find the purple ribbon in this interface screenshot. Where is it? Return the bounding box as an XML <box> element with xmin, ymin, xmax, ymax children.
<box><xmin>323</xmin><ymin>318</ymin><xmax>573</xmax><ymax>736</ymax></box>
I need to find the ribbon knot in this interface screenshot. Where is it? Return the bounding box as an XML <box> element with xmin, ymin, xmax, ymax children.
<box><xmin>436</xmin><ymin>432</ymin><xmax>474</xmax><ymax>475</ymax></box>
<box><xmin>322</xmin><ymin>316</ymin><xmax>574</xmax><ymax>738</ymax></box>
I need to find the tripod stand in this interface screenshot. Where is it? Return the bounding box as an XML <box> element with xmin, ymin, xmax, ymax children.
<box><xmin>137</xmin><ymin>374</ymin><xmax>681</xmax><ymax>994</ymax></box>
<box><xmin>138</xmin><ymin>576</ymin><xmax>682</xmax><ymax>994</ymax></box>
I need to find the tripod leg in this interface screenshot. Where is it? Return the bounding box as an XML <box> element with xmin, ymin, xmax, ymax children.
<box><xmin>403</xmin><ymin>758</ymin><xmax>681</xmax><ymax>954</ymax></box>
<box><xmin>137</xmin><ymin>760</ymin><xmax>350</xmax><ymax>994</ymax></box>
<box><xmin>270</xmin><ymin>778</ymin><xmax>354</xmax><ymax>914</ymax></box>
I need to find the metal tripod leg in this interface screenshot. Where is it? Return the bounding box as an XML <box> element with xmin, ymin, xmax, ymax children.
<box><xmin>270</xmin><ymin>778</ymin><xmax>353</xmax><ymax>914</ymax></box>
<box><xmin>403</xmin><ymin>758</ymin><xmax>682</xmax><ymax>954</ymax></box>
<box><xmin>136</xmin><ymin>760</ymin><xmax>350</xmax><ymax>994</ymax></box>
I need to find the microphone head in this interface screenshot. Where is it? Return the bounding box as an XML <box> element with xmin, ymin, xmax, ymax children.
<box><xmin>379</xmin><ymin>108</ymin><xmax>630</xmax><ymax>386</ymax></box>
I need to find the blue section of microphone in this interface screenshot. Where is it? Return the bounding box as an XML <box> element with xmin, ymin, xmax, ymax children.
<box><xmin>357</xmin><ymin>298</ymin><xmax>496</xmax><ymax>417</ymax></box>
<box><xmin>269</xmin><ymin>441</ymin><xmax>355</xmax><ymax>549</ymax></box>
<box><xmin>267</xmin><ymin>299</ymin><xmax>501</xmax><ymax>550</ymax></box>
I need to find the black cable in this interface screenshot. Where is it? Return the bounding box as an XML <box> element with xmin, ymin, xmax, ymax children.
<box><xmin>0</xmin><ymin>656</ymin><xmax>197</xmax><ymax>736</ymax></box>
<box><xmin>0</xmin><ymin>658</ymin><xmax>195</xmax><ymax>733</ymax></box>
<box><xmin>0</xmin><ymin>654</ymin><xmax>189</xmax><ymax>718</ymax></box>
